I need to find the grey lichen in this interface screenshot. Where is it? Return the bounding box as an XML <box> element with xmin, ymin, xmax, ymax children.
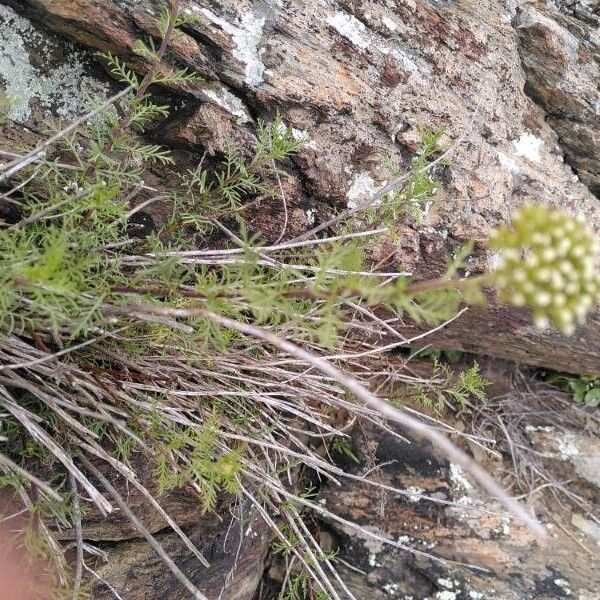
<box><xmin>0</xmin><ymin>5</ymin><xmax>109</xmax><ymax>123</ymax></box>
<box><xmin>196</xmin><ymin>7</ymin><xmax>266</xmax><ymax>87</ymax></box>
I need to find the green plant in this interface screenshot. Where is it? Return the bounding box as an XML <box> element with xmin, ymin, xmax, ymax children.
<box><xmin>177</xmin><ymin>115</ymin><xmax>306</xmax><ymax>234</ymax></box>
<box><xmin>281</xmin><ymin>571</ymin><xmax>332</xmax><ymax>600</ymax></box>
<box><xmin>397</xmin><ymin>360</ymin><xmax>488</xmax><ymax>414</ymax></box>
<box><xmin>547</xmin><ymin>374</ymin><xmax>600</xmax><ymax>408</ymax></box>
<box><xmin>401</xmin><ymin>203</ymin><xmax>600</xmax><ymax>336</ymax></box>
<box><xmin>1</xmin><ymin>2</ymin><xmax>598</xmax><ymax>597</ymax></box>
<box><xmin>370</xmin><ymin>127</ymin><xmax>446</xmax><ymax>225</ymax></box>
<box><xmin>331</xmin><ymin>436</ymin><xmax>360</xmax><ymax>464</ymax></box>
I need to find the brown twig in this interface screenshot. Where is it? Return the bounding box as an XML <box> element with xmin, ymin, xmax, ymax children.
<box><xmin>68</xmin><ymin>471</ymin><xmax>84</xmax><ymax>600</ymax></box>
<box><xmin>200</xmin><ymin>310</ymin><xmax>547</xmax><ymax>537</ymax></box>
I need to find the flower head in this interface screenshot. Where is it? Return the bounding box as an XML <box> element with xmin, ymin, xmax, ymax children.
<box><xmin>489</xmin><ymin>203</ymin><xmax>600</xmax><ymax>335</ymax></box>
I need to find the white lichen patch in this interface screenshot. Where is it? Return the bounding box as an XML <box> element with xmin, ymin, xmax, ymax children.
<box><xmin>199</xmin><ymin>8</ymin><xmax>266</xmax><ymax>87</ymax></box>
<box><xmin>274</xmin><ymin>121</ymin><xmax>316</xmax><ymax>149</ymax></box>
<box><xmin>497</xmin><ymin>151</ymin><xmax>520</xmax><ymax>174</ymax></box>
<box><xmin>202</xmin><ymin>86</ymin><xmax>251</xmax><ymax>122</ymax></box>
<box><xmin>437</xmin><ymin>578</ymin><xmax>454</xmax><ymax>590</ymax></box>
<box><xmin>405</xmin><ymin>486</ymin><xmax>425</xmax><ymax>503</ymax></box>
<box><xmin>498</xmin><ymin>517</ymin><xmax>511</xmax><ymax>536</ymax></box>
<box><xmin>291</xmin><ymin>127</ymin><xmax>316</xmax><ymax>149</ymax></box>
<box><xmin>346</xmin><ymin>171</ymin><xmax>385</xmax><ymax>210</ymax></box>
<box><xmin>513</xmin><ymin>132</ymin><xmax>544</xmax><ymax>163</ymax></box>
<box><xmin>368</xmin><ymin>552</ymin><xmax>381</xmax><ymax>567</ymax></box>
<box><xmin>449</xmin><ymin>463</ymin><xmax>473</xmax><ymax>491</ymax></box>
<box><xmin>382</xmin><ymin>16</ymin><xmax>399</xmax><ymax>32</ymax></box>
<box><xmin>455</xmin><ymin>495</ymin><xmax>474</xmax><ymax>507</ymax></box>
<box><xmin>305</xmin><ymin>208</ymin><xmax>316</xmax><ymax>226</ymax></box>
<box><xmin>558</xmin><ymin>432</ymin><xmax>580</xmax><ymax>458</ymax></box>
<box><xmin>468</xmin><ymin>592</ymin><xmax>483</xmax><ymax>599</ymax></box>
<box><xmin>435</xmin><ymin>592</ymin><xmax>458</xmax><ymax>600</ymax></box>
<box><xmin>365</xmin><ymin>537</ymin><xmax>384</xmax><ymax>567</ymax></box>
<box><xmin>383</xmin><ymin>583</ymin><xmax>400</xmax><ymax>596</ymax></box>
<box><xmin>326</xmin><ymin>12</ymin><xmax>371</xmax><ymax>50</ymax></box>
<box><xmin>554</xmin><ymin>578</ymin><xmax>572</xmax><ymax>596</ymax></box>
<box><xmin>0</xmin><ymin>5</ymin><xmax>109</xmax><ymax>122</ymax></box>
<box><xmin>524</xmin><ymin>424</ymin><xmax>555</xmax><ymax>433</ymax></box>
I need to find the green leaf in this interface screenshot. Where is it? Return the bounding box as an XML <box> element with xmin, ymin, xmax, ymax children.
<box><xmin>584</xmin><ymin>387</ymin><xmax>600</xmax><ymax>407</ymax></box>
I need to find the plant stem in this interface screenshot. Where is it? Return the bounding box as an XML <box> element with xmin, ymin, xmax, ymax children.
<box><xmin>105</xmin><ymin>0</ymin><xmax>182</xmax><ymax>154</ymax></box>
<box><xmin>405</xmin><ymin>273</ymin><xmax>492</xmax><ymax>296</ymax></box>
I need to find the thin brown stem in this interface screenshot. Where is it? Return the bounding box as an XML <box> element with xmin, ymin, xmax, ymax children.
<box><xmin>404</xmin><ymin>273</ymin><xmax>492</xmax><ymax>296</ymax></box>
<box><xmin>68</xmin><ymin>472</ymin><xmax>84</xmax><ymax>600</ymax></box>
<box><xmin>199</xmin><ymin>310</ymin><xmax>547</xmax><ymax>537</ymax></box>
<box><xmin>78</xmin><ymin>454</ymin><xmax>209</xmax><ymax>600</ymax></box>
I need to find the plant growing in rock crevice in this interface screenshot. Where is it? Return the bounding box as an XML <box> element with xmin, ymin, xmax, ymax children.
<box><xmin>1</xmin><ymin>2</ymin><xmax>599</xmax><ymax>599</ymax></box>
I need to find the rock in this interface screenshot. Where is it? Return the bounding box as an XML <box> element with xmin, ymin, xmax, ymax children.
<box><xmin>572</xmin><ymin>513</ymin><xmax>600</xmax><ymax>547</ymax></box>
<box><xmin>152</xmin><ymin>102</ymin><xmax>256</xmax><ymax>154</ymax></box>
<box><xmin>0</xmin><ymin>4</ymin><xmax>111</xmax><ymax>127</ymax></box>
<box><xmin>37</xmin><ymin>454</ymin><xmax>271</xmax><ymax>599</ymax></box>
<box><xmin>92</xmin><ymin>501</ymin><xmax>270</xmax><ymax>600</ymax></box>
<box><xmin>515</xmin><ymin>4</ymin><xmax>600</xmax><ymax>197</ymax></box>
<box><xmin>389</xmin><ymin>306</ymin><xmax>600</xmax><ymax>376</ymax></box>
<box><xmin>2</xmin><ymin>1</ymin><xmax>600</xmax><ymax>598</ymax></box>
<box><xmin>4</xmin><ymin>0</ymin><xmax>600</xmax><ymax>373</ymax></box>
<box><xmin>52</xmin><ymin>454</ymin><xmax>206</xmax><ymax>542</ymax></box>
<box><xmin>315</xmin><ymin>378</ymin><xmax>600</xmax><ymax>599</ymax></box>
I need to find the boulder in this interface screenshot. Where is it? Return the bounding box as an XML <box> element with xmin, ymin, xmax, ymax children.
<box><xmin>314</xmin><ymin>364</ymin><xmax>600</xmax><ymax>599</ymax></box>
<box><xmin>3</xmin><ymin>0</ymin><xmax>600</xmax><ymax>373</ymax></box>
<box><xmin>2</xmin><ymin>1</ymin><xmax>600</xmax><ymax>598</ymax></box>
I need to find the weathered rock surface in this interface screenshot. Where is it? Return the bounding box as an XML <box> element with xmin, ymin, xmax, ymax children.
<box><xmin>315</xmin><ymin>365</ymin><xmax>600</xmax><ymax>600</ymax></box>
<box><xmin>516</xmin><ymin>2</ymin><xmax>600</xmax><ymax>197</ymax></box>
<box><xmin>92</xmin><ymin>501</ymin><xmax>270</xmax><ymax>600</ymax></box>
<box><xmin>50</xmin><ymin>455</ymin><xmax>272</xmax><ymax>599</ymax></box>
<box><xmin>2</xmin><ymin>0</ymin><xmax>600</xmax><ymax>374</ymax></box>
<box><xmin>2</xmin><ymin>1</ymin><xmax>600</xmax><ymax>598</ymax></box>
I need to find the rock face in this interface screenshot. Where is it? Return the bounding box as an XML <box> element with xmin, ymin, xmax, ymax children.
<box><xmin>315</xmin><ymin>364</ymin><xmax>600</xmax><ymax>600</ymax></box>
<box><xmin>2</xmin><ymin>1</ymin><xmax>600</xmax><ymax>599</ymax></box>
<box><xmin>3</xmin><ymin>0</ymin><xmax>600</xmax><ymax>374</ymax></box>
<box><xmin>516</xmin><ymin>2</ymin><xmax>600</xmax><ymax>197</ymax></box>
<box><xmin>52</xmin><ymin>456</ymin><xmax>271</xmax><ymax>600</ymax></box>
<box><xmin>91</xmin><ymin>501</ymin><xmax>270</xmax><ymax>600</ymax></box>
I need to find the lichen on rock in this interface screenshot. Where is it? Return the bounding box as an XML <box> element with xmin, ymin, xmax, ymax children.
<box><xmin>0</xmin><ymin>4</ymin><xmax>109</xmax><ymax>123</ymax></box>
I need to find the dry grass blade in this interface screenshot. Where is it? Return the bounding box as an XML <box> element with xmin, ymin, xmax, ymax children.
<box><xmin>78</xmin><ymin>454</ymin><xmax>210</xmax><ymax>600</ymax></box>
<box><xmin>201</xmin><ymin>310</ymin><xmax>547</xmax><ymax>537</ymax></box>
<box><xmin>0</xmin><ymin>391</ymin><xmax>113</xmax><ymax>515</ymax></box>
<box><xmin>0</xmin><ymin>451</ymin><xmax>62</xmax><ymax>501</ymax></box>
<box><xmin>81</xmin><ymin>439</ymin><xmax>210</xmax><ymax>568</ymax></box>
<box><xmin>68</xmin><ymin>472</ymin><xmax>84</xmax><ymax>600</ymax></box>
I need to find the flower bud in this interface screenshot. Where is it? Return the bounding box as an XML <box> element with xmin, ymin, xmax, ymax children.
<box><xmin>488</xmin><ymin>203</ymin><xmax>600</xmax><ymax>335</ymax></box>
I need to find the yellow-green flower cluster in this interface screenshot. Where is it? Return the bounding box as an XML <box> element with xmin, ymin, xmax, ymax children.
<box><xmin>488</xmin><ymin>203</ymin><xmax>600</xmax><ymax>335</ymax></box>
